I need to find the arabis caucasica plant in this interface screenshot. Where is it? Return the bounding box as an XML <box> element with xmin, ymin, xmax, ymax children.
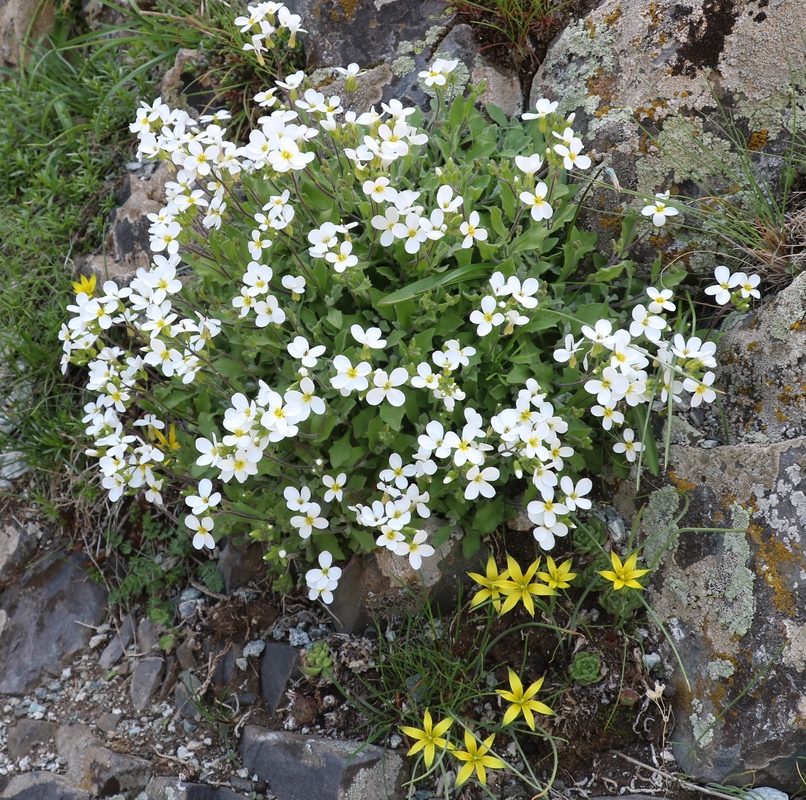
<box><xmin>62</xmin><ymin>1</ymin><xmax>758</xmax><ymax>600</ymax></box>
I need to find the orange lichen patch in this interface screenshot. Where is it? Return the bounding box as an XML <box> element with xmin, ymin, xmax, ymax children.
<box><xmin>747</xmin><ymin>523</ymin><xmax>800</xmax><ymax>616</ymax></box>
<box><xmin>719</xmin><ymin>493</ymin><xmax>737</xmax><ymax>509</ymax></box>
<box><xmin>792</xmin><ymin>321</ymin><xmax>804</xmax><ymax>331</ymax></box>
<box><xmin>776</xmin><ymin>409</ymin><xmax>790</xmax><ymax>422</ymax></box>
<box><xmin>587</xmin><ymin>67</ymin><xmax>617</xmax><ymax>102</ymax></box>
<box><xmin>649</xmin><ymin>231</ymin><xmax>673</xmax><ymax>247</ymax></box>
<box><xmin>752</xmin><ymin>402</ymin><xmax>764</xmax><ymax>413</ymax></box>
<box><xmin>634</xmin><ymin>99</ymin><xmax>669</xmax><ymax>121</ymax></box>
<box><xmin>599</xmin><ymin>214</ymin><xmax>624</xmax><ymax>230</ymax></box>
<box><xmin>640</xmin><ymin>1</ymin><xmax>663</xmax><ymax>26</ymax></box>
<box><xmin>668</xmin><ymin>471</ymin><xmax>696</xmax><ymax>493</ymax></box>
<box><xmin>713</xmin><ymin>510</ymin><xmax>724</xmax><ymax>525</ymax></box>
<box><xmin>748</xmin><ymin>130</ymin><xmax>769</xmax><ymax>151</ymax></box>
<box><xmin>604</xmin><ymin>6</ymin><xmax>623</xmax><ymax>25</ymax></box>
<box><xmin>584</xmin><ymin>17</ymin><xmax>597</xmax><ymax>38</ymax></box>
<box><xmin>746</xmin><ymin>341</ymin><xmax>761</xmax><ymax>352</ymax></box>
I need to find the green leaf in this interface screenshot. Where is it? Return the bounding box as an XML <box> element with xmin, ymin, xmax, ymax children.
<box><xmin>510</xmin><ymin>224</ymin><xmax>549</xmax><ymax>255</ymax></box>
<box><xmin>380</xmin><ymin>401</ymin><xmax>406</xmax><ymax>431</ymax></box>
<box><xmin>489</xmin><ymin>205</ymin><xmax>508</xmax><ymax>240</ymax></box>
<box><xmin>588</xmin><ymin>261</ymin><xmax>630</xmax><ymax>282</ymax></box>
<box><xmin>485</xmin><ymin>103</ymin><xmax>509</xmax><ymax>128</ymax></box>
<box><xmin>472</xmin><ymin>496</ymin><xmax>505</xmax><ymax>535</ymax></box>
<box><xmin>432</xmin><ymin>524</ymin><xmax>453</xmax><ymax>548</ymax></box>
<box><xmin>377</xmin><ymin>262</ymin><xmax>493</xmax><ymax>306</ymax></box>
<box><xmin>330</xmin><ymin>430</ymin><xmax>361</xmax><ymax>468</ymax></box>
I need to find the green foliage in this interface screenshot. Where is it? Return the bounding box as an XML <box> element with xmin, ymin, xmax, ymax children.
<box><xmin>299</xmin><ymin>641</ymin><xmax>334</xmax><ymax>678</ymax></box>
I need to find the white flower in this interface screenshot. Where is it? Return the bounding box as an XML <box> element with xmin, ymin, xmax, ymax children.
<box><xmin>520</xmin><ymin>184</ymin><xmax>553</xmax><ymax>221</ymax></box>
<box><xmin>282</xmin><ymin>274</ymin><xmax>307</xmax><ymax>298</ymax></box>
<box><xmin>641</xmin><ymin>191</ymin><xmax>679</xmax><ymax>228</ymax></box>
<box><xmin>591</xmin><ymin>403</ymin><xmax>625</xmax><ymax>431</ymax></box>
<box><xmin>733</xmin><ymin>271</ymin><xmax>761</xmax><ymax>299</ymax></box>
<box><xmin>683</xmin><ymin>371</ymin><xmax>717</xmax><ymax>407</ymax></box>
<box><xmin>362</xmin><ymin>176</ymin><xmax>398</xmax><ymax>203</ymax></box>
<box><xmin>646</xmin><ymin>287</ymin><xmax>675</xmax><ymax>313</ymax></box>
<box><xmin>366</xmin><ymin>367</ymin><xmax>408</xmax><ymax>407</ymax></box>
<box><xmin>393</xmin><ymin>531</ymin><xmax>435</xmax><ymax>570</ymax></box>
<box><xmin>335</xmin><ymin>62</ymin><xmax>365</xmax><ymax>77</ymax></box>
<box><xmin>629</xmin><ymin>304</ymin><xmax>666</xmax><ymax>342</ymax></box>
<box><xmin>459</xmin><ymin>210</ymin><xmax>488</xmax><ymax>249</ymax></box>
<box><xmin>287</xmin><ymin>336</ymin><xmax>326</xmax><ymax>367</ymax></box>
<box><xmin>469</xmin><ymin>295</ymin><xmax>504</xmax><ymax>336</ymax></box>
<box><xmin>436</xmin><ymin>185</ymin><xmax>463</xmax><ymax>213</ymax></box>
<box><xmin>379</xmin><ymin>453</ymin><xmax>416</xmax><ymax>490</ymax></box>
<box><xmin>514</xmin><ymin>153</ymin><xmax>544</xmax><ymax>175</ymax></box>
<box><xmin>613</xmin><ymin>428</ymin><xmax>645</xmax><ymax>463</ymax></box>
<box><xmin>464</xmin><ymin>466</ymin><xmax>499</xmax><ymax>500</ymax></box>
<box><xmin>186</xmin><ymin>478</ymin><xmax>221</xmax><ymax>514</ymax></box>
<box><xmin>290</xmin><ymin>502</ymin><xmax>328</xmax><ymax>539</ymax></box>
<box><xmin>559</xmin><ymin>476</ymin><xmax>592</xmax><ymax>511</ymax></box>
<box><xmin>704</xmin><ymin>265</ymin><xmax>740</xmax><ymax>306</ymax></box>
<box><xmin>305</xmin><ymin>551</ymin><xmax>342</xmax><ymax>591</ymax></box>
<box><xmin>322</xmin><ymin>473</ymin><xmax>346</xmax><ymax>502</ymax></box>
<box><xmin>186</xmin><ymin>515</ymin><xmax>215</xmax><ymax>550</ymax></box>
<box><xmin>331</xmin><ymin>355</ymin><xmax>372</xmax><ymax>393</ymax></box>
<box><xmin>351</xmin><ymin>324</ymin><xmax>387</xmax><ymax>349</ymax></box>
<box><xmin>284</xmin><ymin>485</ymin><xmax>312</xmax><ymax>512</ymax></box>
<box><xmin>554</xmin><ymin>333</ymin><xmax>583</xmax><ymax>365</ymax></box>
<box><xmin>553</xmin><ymin>138</ymin><xmax>591</xmax><ymax>170</ymax></box>
<box><xmin>522</xmin><ymin>98</ymin><xmax>557</xmax><ymax>120</ymax></box>
<box><xmin>325</xmin><ymin>241</ymin><xmax>358</xmax><ymax>272</ymax></box>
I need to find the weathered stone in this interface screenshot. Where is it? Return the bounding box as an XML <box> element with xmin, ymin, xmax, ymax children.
<box><xmin>716</xmin><ymin>270</ymin><xmax>806</xmax><ymax>443</ymax></box>
<box><xmin>0</xmin><ymin>771</ymin><xmax>90</xmax><ymax>800</ymax></box>
<box><xmin>96</xmin><ymin>712</ymin><xmax>122</xmax><ymax>734</ymax></box>
<box><xmin>145</xmin><ymin>776</ymin><xmax>250</xmax><ymax>799</ymax></box>
<box><xmin>329</xmin><ymin>517</ymin><xmax>483</xmax><ymax>633</ymax></box>
<box><xmin>56</xmin><ymin>723</ymin><xmax>152</xmax><ymax>797</ymax></box>
<box><xmin>0</xmin><ymin>551</ymin><xmax>107</xmax><ymax>695</ymax></box>
<box><xmin>0</xmin><ymin>0</ymin><xmax>55</xmax><ymax>69</ymax></box>
<box><xmin>636</xmin><ymin>437</ymin><xmax>806</xmax><ymax>791</ymax></box>
<box><xmin>240</xmin><ymin>726</ymin><xmax>407</xmax><ymax>800</ymax></box>
<box><xmin>259</xmin><ymin>643</ymin><xmax>300</xmax><ymax>713</ymax></box>
<box><xmin>98</xmin><ymin>612</ymin><xmax>137</xmax><ymax>669</ymax></box>
<box><xmin>0</xmin><ymin>520</ymin><xmax>40</xmax><ymax>589</ymax></box>
<box><xmin>217</xmin><ymin>540</ymin><xmax>268</xmax><ymax>594</ymax></box>
<box><xmin>6</xmin><ymin>719</ymin><xmax>58</xmax><ymax>759</ymax></box>
<box><xmin>79</xmin><ymin>160</ymin><xmax>173</xmax><ymax>286</ymax></box>
<box><xmin>531</xmin><ymin>0</ymin><xmax>806</xmax><ymax>267</ymax></box>
<box><xmin>130</xmin><ymin>656</ymin><xmax>165</xmax><ymax>710</ymax></box>
<box><xmin>175</xmin><ymin>673</ymin><xmax>202</xmax><ymax>721</ymax></box>
<box><xmin>176</xmin><ymin>639</ymin><xmax>199</xmax><ymax>671</ymax></box>
<box><xmin>137</xmin><ymin>617</ymin><xmax>159</xmax><ymax>653</ymax></box>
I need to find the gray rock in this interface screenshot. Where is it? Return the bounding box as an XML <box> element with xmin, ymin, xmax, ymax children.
<box><xmin>130</xmin><ymin>656</ymin><xmax>165</xmax><ymax>710</ymax></box>
<box><xmin>0</xmin><ymin>772</ymin><xmax>90</xmax><ymax>800</ymax></box>
<box><xmin>716</xmin><ymin>271</ymin><xmax>806</xmax><ymax>443</ymax></box>
<box><xmin>0</xmin><ymin>551</ymin><xmax>108</xmax><ymax>695</ymax></box>
<box><xmin>145</xmin><ymin>776</ymin><xmax>250</xmax><ymax>799</ymax></box>
<box><xmin>137</xmin><ymin>617</ymin><xmax>159</xmax><ymax>653</ymax></box>
<box><xmin>176</xmin><ymin>639</ymin><xmax>199</xmax><ymax>671</ymax></box>
<box><xmin>56</xmin><ymin>724</ymin><xmax>151</xmax><ymax>797</ymax></box>
<box><xmin>329</xmin><ymin>517</ymin><xmax>483</xmax><ymax>633</ymax></box>
<box><xmin>0</xmin><ymin>0</ymin><xmax>55</xmax><ymax>69</ymax></box>
<box><xmin>0</xmin><ymin>520</ymin><xmax>40</xmax><ymax>589</ymax></box>
<box><xmin>6</xmin><ymin>719</ymin><xmax>58</xmax><ymax>759</ymax></box>
<box><xmin>260</xmin><ymin>643</ymin><xmax>301</xmax><ymax>713</ymax></box>
<box><xmin>530</xmin><ymin>0</ymin><xmax>806</xmax><ymax>266</ymax></box>
<box><xmin>175</xmin><ymin>674</ymin><xmax>202</xmax><ymax>721</ymax></box>
<box><xmin>217</xmin><ymin>541</ymin><xmax>267</xmax><ymax>594</ymax></box>
<box><xmin>240</xmin><ymin>726</ymin><xmax>407</xmax><ymax>800</ymax></box>
<box><xmin>96</xmin><ymin>712</ymin><xmax>122</xmax><ymax>733</ymax></box>
<box><xmin>99</xmin><ymin>612</ymin><xmax>137</xmax><ymax>669</ymax></box>
<box><xmin>634</xmin><ymin>436</ymin><xmax>806</xmax><ymax>791</ymax></box>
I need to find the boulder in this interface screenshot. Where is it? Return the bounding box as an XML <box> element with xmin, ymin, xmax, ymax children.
<box><xmin>240</xmin><ymin>726</ymin><xmax>407</xmax><ymax>800</ymax></box>
<box><xmin>0</xmin><ymin>551</ymin><xmax>107</xmax><ymax>695</ymax></box>
<box><xmin>716</xmin><ymin>270</ymin><xmax>806</xmax><ymax>443</ymax></box>
<box><xmin>0</xmin><ymin>772</ymin><xmax>90</xmax><ymax>800</ymax></box>
<box><xmin>56</xmin><ymin>723</ymin><xmax>152</xmax><ymax>797</ymax></box>
<box><xmin>0</xmin><ymin>0</ymin><xmax>55</xmax><ymax>69</ymax></box>
<box><xmin>0</xmin><ymin>519</ymin><xmax>40</xmax><ymax>589</ymax></box>
<box><xmin>6</xmin><ymin>719</ymin><xmax>59</xmax><ymax>759</ymax></box>
<box><xmin>145</xmin><ymin>777</ymin><xmax>250</xmax><ymax>800</ymax></box>
<box><xmin>636</xmin><ymin>436</ymin><xmax>806</xmax><ymax>791</ymax></box>
<box><xmin>130</xmin><ymin>656</ymin><xmax>165</xmax><ymax>710</ymax></box>
<box><xmin>259</xmin><ymin>643</ymin><xmax>301</xmax><ymax>713</ymax></box>
<box><xmin>531</xmin><ymin>0</ymin><xmax>806</xmax><ymax>268</ymax></box>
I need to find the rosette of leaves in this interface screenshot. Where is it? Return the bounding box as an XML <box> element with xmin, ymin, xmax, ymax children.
<box><xmin>569</xmin><ymin>651</ymin><xmax>603</xmax><ymax>685</ymax></box>
<box><xmin>300</xmin><ymin>641</ymin><xmax>334</xmax><ymax>679</ymax></box>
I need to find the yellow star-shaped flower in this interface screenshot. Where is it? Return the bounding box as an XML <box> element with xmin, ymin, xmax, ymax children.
<box><xmin>599</xmin><ymin>551</ymin><xmax>650</xmax><ymax>591</ymax></box>
<box><xmin>496</xmin><ymin>669</ymin><xmax>554</xmax><ymax>730</ymax></box>
<box><xmin>537</xmin><ymin>556</ymin><xmax>576</xmax><ymax>590</ymax></box>
<box><xmin>496</xmin><ymin>555</ymin><xmax>555</xmax><ymax>616</ymax></box>
<box><xmin>400</xmin><ymin>709</ymin><xmax>453</xmax><ymax>768</ymax></box>
<box><xmin>453</xmin><ymin>730</ymin><xmax>505</xmax><ymax>787</ymax></box>
<box><xmin>468</xmin><ymin>554</ymin><xmax>505</xmax><ymax>611</ymax></box>
<box><xmin>71</xmin><ymin>273</ymin><xmax>97</xmax><ymax>298</ymax></box>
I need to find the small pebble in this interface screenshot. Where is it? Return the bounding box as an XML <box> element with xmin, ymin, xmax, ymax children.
<box><xmin>701</xmin><ymin>439</ymin><xmax>719</xmax><ymax>449</ymax></box>
<box><xmin>243</xmin><ymin>640</ymin><xmax>266</xmax><ymax>658</ymax></box>
<box><xmin>288</xmin><ymin>629</ymin><xmax>310</xmax><ymax>647</ymax></box>
<box><xmin>389</xmin><ymin>734</ymin><xmax>402</xmax><ymax>748</ymax></box>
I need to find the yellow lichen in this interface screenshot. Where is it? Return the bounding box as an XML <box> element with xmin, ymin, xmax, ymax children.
<box><xmin>747</xmin><ymin>523</ymin><xmax>800</xmax><ymax>616</ymax></box>
<box><xmin>604</xmin><ymin>6</ymin><xmax>623</xmax><ymax>26</ymax></box>
<box><xmin>748</xmin><ymin>130</ymin><xmax>769</xmax><ymax>151</ymax></box>
<box><xmin>668</xmin><ymin>471</ymin><xmax>696</xmax><ymax>493</ymax></box>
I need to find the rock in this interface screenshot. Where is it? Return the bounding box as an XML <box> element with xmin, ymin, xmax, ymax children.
<box><xmin>175</xmin><ymin>672</ymin><xmax>202</xmax><ymax>721</ymax></box>
<box><xmin>259</xmin><ymin>643</ymin><xmax>301</xmax><ymax>713</ymax></box>
<box><xmin>6</xmin><ymin>719</ymin><xmax>58</xmax><ymax>759</ymax></box>
<box><xmin>56</xmin><ymin>723</ymin><xmax>152</xmax><ymax>797</ymax></box>
<box><xmin>0</xmin><ymin>0</ymin><xmax>55</xmax><ymax>69</ymax></box>
<box><xmin>0</xmin><ymin>551</ymin><xmax>108</xmax><ymax>695</ymax></box>
<box><xmin>217</xmin><ymin>540</ymin><xmax>268</xmax><ymax>594</ymax></box>
<box><xmin>0</xmin><ymin>519</ymin><xmax>40</xmax><ymax>589</ymax></box>
<box><xmin>210</xmin><ymin>642</ymin><xmax>240</xmax><ymax>685</ymax></box>
<box><xmin>716</xmin><ymin>270</ymin><xmax>806</xmax><ymax>443</ymax></box>
<box><xmin>531</xmin><ymin>0</ymin><xmax>806</xmax><ymax>266</ymax></box>
<box><xmin>0</xmin><ymin>771</ymin><xmax>90</xmax><ymax>800</ymax></box>
<box><xmin>96</xmin><ymin>712</ymin><xmax>122</xmax><ymax>733</ymax></box>
<box><xmin>137</xmin><ymin>617</ymin><xmax>159</xmax><ymax>653</ymax></box>
<box><xmin>98</xmin><ymin>612</ymin><xmax>137</xmax><ymax>669</ymax></box>
<box><xmin>78</xmin><ymin>160</ymin><xmax>173</xmax><ymax>287</ymax></box>
<box><xmin>240</xmin><ymin>726</ymin><xmax>407</xmax><ymax>800</ymax></box>
<box><xmin>176</xmin><ymin>639</ymin><xmax>199</xmax><ymax>671</ymax></box>
<box><xmin>130</xmin><ymin>656</ymin><xmax>165</xmax><ymax>710</ymax></box>
<box><xmin>145</xmin><ymin>776</ymin><xmax>250</xmax><ymax>799</ymax></box>
<box><xmin>636</xmin><ymin>437</ymin><xmax>806</xmax><ymax>791</ymax></box>
<box><xmin>329</xmin><ymin>518</ymin><xmax>483</xmax><ymax>633</ymax></box>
